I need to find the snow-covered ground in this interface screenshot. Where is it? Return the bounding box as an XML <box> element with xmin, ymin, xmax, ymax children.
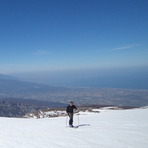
<box><xmin>0</xmin><ymin>108</ymin><xmax>148</xmax><ymax>148</ymax></box>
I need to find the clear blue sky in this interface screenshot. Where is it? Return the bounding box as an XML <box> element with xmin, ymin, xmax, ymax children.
<box><xmin>0</xmin><ymin>0</ymin><xmax>148</xmax><ymax>74</ymax></box>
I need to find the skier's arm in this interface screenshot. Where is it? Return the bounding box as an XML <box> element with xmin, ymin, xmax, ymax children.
<box><xmin>66</xmin><ymin>106</ymin><xmax>69</xmax><ymax>113</ymax></box>
<box><xmin>74</xmin><ymin>105</ymin><xmax>77</xmax><ymax>110</ymax></box>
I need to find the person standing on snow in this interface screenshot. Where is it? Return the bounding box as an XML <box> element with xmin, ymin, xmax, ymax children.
<box><xmin>66</xmin><ymin>101</ymin><xmax>77</xmax><ymax>127</ymax></box>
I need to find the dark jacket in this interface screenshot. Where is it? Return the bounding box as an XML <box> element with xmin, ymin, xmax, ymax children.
<box><xmin>66</xmin><ymin>105</ymin><xmax>77</xmax><ymax>113</ymax></box>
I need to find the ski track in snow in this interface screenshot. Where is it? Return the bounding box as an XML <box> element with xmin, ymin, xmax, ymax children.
<box><xmin>0</xmin><ymin>108</ymin><xmax>148</xmax><ymax>148</ymax></box>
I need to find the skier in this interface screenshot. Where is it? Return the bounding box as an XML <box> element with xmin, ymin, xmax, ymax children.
<box><xmin>66</xmin><ymin>101</ymin><xmax>77</xmax><ymax>127</ymax></box>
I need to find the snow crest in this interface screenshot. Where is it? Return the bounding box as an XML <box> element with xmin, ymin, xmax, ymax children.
<box><xmin>0</xmin><ymin>108</ymin><xmax>148</xmax><ymax>148</ymax></box>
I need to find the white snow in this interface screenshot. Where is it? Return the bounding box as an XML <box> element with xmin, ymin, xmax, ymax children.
<box><xmin>24</xmin><ymin>110</ymin><xmax>67</xmax><ymax>118</ymax></box>
<box><xmin>0</xmin><ymin>108</ymin><xmax>148</xmax><ymax>148</ymax></box>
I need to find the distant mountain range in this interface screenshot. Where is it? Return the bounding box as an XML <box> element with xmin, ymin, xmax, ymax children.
<box><xmin>0</xmin><ymin>98</ymin><xmax>66</xmax><ymax>117</ymax></box>
<box><xmin>0</xmin><ymin>74</ymin><xmax>148</xmax><ymax>108</ymax></box>
<box><xmin>0</xmin><ymin>74</ymin><xmax>18</xmax><ymax>80</ymax></box>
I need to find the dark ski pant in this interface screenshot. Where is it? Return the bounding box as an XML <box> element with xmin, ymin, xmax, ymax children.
<box><xmin>68</xmin><ymin>113</ymin><xmax>74</xmax><ymax>125</ymax></box>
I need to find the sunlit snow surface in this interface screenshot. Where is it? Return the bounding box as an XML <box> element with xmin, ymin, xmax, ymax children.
<box><xmin>0</xmin><ymin>108</ymin><xmax>148</xmax><ymax>148</ymax></box>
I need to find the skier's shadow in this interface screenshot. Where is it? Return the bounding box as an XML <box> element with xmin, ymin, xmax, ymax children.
<box><xmin>78</xmin><ymin>124</ymin><xmax>90</xmax><ymax>127</ymax></box>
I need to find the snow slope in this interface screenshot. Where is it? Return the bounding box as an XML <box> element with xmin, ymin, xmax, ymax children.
<box><xmin>0</xmin><ymin>108</ymin><xmax>148</xmax><ymax>148</ymax></box>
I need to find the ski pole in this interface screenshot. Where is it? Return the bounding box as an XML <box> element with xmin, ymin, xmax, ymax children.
<box><xmin>66</xmin><ymin>115</ymin><xmax>68</xmax><ymax>126</ymax></box>
<box><xmin>78</xmin><ymin>114</ymin><xmax>79</xmax><ymax>126</ymax></box>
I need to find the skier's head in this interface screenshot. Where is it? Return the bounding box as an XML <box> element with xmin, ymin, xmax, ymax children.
<box><xmin>69</xmin><ymin>101</ymin><xmax>73</xmax><ymax>106</ymax></box>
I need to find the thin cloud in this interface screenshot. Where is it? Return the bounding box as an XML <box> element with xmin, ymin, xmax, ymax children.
<box><xmin>34</xmin><ymin>50</ymin><xmax>51</xmax><ymax>55</ymax></box>
<box><xmin>112</xmin><ymin>44</ymin><xmax>141</xmax><ymax>51</ymax></box>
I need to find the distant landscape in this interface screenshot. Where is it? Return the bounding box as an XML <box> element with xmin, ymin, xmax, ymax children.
<box><xmin>0</xmin><ymin>98</ymin><xmax>66</xmax><ymax>117</ymax></box>
<box><xmin>0</xmin><ymin>74</ymin><xmax>148</xmax><ymax>110</ymax></box>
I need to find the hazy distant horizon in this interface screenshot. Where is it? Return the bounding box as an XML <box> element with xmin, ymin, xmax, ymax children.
<box><xmin>8</xmin><ymin>65</ymin><xmax>147</xmax><ymax>89</ymax></box>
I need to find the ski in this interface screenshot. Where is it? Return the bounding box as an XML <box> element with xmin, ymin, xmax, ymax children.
<box><xmin>66</xmin><ymin>126</ymin><xmax>79</xmax><ymax>128</ymax></box>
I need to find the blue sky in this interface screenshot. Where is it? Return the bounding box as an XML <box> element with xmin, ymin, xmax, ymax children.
<box><xmin>0</xmin><ymin>0</ymin><xmax>148</xmax><ymax>74</ymax></box>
